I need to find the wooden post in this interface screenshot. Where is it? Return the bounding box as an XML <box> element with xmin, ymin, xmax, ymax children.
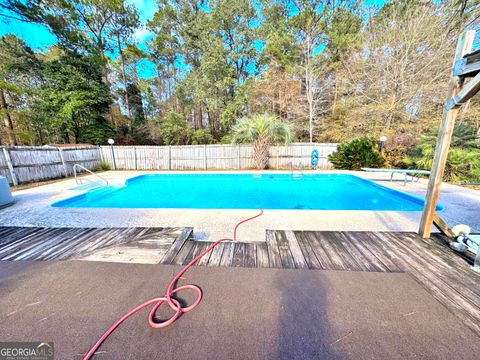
<box><xmin>204</xmin><ymin>144</ymin><xmax>208</xmax><ymax>170</ymax></box>
<box><xmin>134</xmin><ymin>146</ymin><xmax>138</xmax><ymax>170</ymax></box>
<box><xmin>237</xmin><ymin>146</ymin><xmax>241</xmax><ymax>169</ymax></box>
<box><xmin>2</xmin><ymin>147</ymin><xmax>18</xmax><ymax>186</ymax></box>
<box><xmin>276</xmin><ymin>147</ymin><xmax>279</xmax><ymax>169</ymax></box>
<box><xmin>168</xmin><ymin>146</ymin><xmax>172</xmax><ymax>170</ymax></box>
<box><xmin>57</xmin><ymin>148</ymin><xmax>68</xmax><ymax>177</ymax></box>
<box><xmin>99</xmin><ymin>146</ymin><xmax>104</xmax><ymax>162</ymax></box>
<box><xmin>419</xmin><ymin>30</ymin><xmax>475</xmax><ymax>238</ymax></box>
<box><xmin>110</xmin><ymin>145</ymin><xmax>117</xmax><ymax>170</ymax></box>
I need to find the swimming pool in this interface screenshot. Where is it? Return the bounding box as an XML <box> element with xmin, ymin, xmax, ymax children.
<box><xmin>52</xmin><ymin>173</ymin><xmax>442</xmax><ymax>211</ymax></box>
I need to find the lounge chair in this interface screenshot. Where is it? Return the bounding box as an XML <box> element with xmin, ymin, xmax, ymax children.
<box><xmin>361</xmin><ymin>168</ymin><xmax>430</xmax><ymax>186</ymax></box>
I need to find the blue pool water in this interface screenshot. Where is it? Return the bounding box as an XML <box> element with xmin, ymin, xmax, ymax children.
<box><xmin>52</xmin><ymin>174</ymin><xmax>443</xmax><ymax>211</ymax></box>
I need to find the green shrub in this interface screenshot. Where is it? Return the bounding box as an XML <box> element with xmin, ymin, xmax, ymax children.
<box><xmin>94</xmin><ymin>160</ymin><xmax>111</xmax><ymax>171</ymax></box>
<box><xmin>328</xmin><ymin>137</ymin><xmax>384</xmax><ymax>170</ymax></box>
<box><xmin>158</xmin><ymin>111</ymin><xmax>193</xmax><ymax>145</ymax></box>
<box><xmin>191</xmin><ymin>129</ymin><xmax>215</xmax><ymax>145</ymax></box>
<box><xmin>220</xmin><ymin>134</ymin><xmax>233</xmax><ymax>144</ymax></box>
<box><xmin>404</xmin><ymin>124</ymin><xmax>480</xmax><ymax>182</ymax></box>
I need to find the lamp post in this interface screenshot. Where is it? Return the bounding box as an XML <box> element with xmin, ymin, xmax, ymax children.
<box><xmin>379</xmin><ymin>135</ymin><xmax>387</xmax><ymax>154</ymax></box>
<box><xmin>108</xmin><ymin>138</ymin><xmax>116</xmax><ymax>170</ymax></box>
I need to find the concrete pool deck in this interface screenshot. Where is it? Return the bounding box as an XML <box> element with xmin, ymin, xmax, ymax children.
<box><xmin>1</xmin><ymin>170</ymin><xmax>479</xmax><ymax>242</ymax></box>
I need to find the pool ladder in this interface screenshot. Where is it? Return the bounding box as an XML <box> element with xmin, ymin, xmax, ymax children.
<box><xmin>289</xmin><ymin>162</ymin><xmax>304</xmax><ymax>178</ymax></box>
<box><xmin>73</xmin><ymin>164</ymin><xmax>109</xmax><ymax>188</ymax></box>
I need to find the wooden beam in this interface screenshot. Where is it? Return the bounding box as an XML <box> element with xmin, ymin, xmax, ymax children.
<box><xmin>432</xmin><ymin>213</ymin><xmax>456</xmax><ymax>238</ymax></box>
<box><xmin>445</xmin><ymin>70</ymin><xmax>480</xmax><ymax>110</ymax></box>
<box><xmin>453</xmin><ymin>50</ymin><xmax>480</xmax><ymax>77</ymax></box>
<box><xmin>419</xmin><ymin>30</ymin><xmax>476</xmax><ymax>238</ymax></box>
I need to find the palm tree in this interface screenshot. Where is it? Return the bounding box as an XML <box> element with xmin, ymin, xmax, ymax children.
<box><xmin>232</xmin><ymin>113</ymin><xmax>292</xmax><ymax>169</ymax></box>
<box><xmin>404</xmin><ymin>124</ymin><xmax>480</xmax><ymax>181</ymax></box>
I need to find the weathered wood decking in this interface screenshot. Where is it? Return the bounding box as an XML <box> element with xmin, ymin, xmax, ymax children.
<box><xmin>0</xmin><ymin>226</ymin><xmax>192</xmax><ymax>262</ymax></box>
<box><xmin>0</xmin><ymin>227</ymin><xmax>479</xmax><ymax>337</ymax></box>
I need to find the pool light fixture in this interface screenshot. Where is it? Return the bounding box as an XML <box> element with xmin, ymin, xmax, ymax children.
<box><xmin>107</xmin><ymin>138</ymin><xmax>115</xmax><ymax>145</ymax></box>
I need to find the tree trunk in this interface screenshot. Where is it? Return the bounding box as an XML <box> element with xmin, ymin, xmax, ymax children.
<box><xmin>0</xmin><ymin>88</ymin><xmax>16</xmax><ymax>146</ymax></box>
<box><xmin>331</xmin><ymin>72</ymin><xmax>338</xmax><ymax>117</ymax></box>
<box><xmin>98</xmin><ymin>44</ymin><xmax>110</xmax><ymax>88</ymax></box>
<box><xmin>98</xmin><ymin>39</ymin><xmax>115</xmax><ymax>124</ymax></box>
<box><xmin>62</xmin><ymin>125</ymin><xmax>70</xmax><ymax>144</ymax></box>
<box><xmin>253</xmin><ymin>134</ymin><xmax>269</xmax><ymax>169</ymax></box>
<box><xmin>158</xmin><ymin>78</ymin><xmax>164</xmax><ymax>103</ymax></box>
<box><xmin>305</xmin><ymin>32</ymin><xmax>314</xmax><ymax>143</ymax></box>
<box><xmin>194</xmin><ymin>107</ymin><xmax>203</xmax><ymax>129</ymax></box>
<box><xmin>207</xmin><ymin>108</ymin><xmax>216</xmax><ymax>134</ymax></box>
<box><xmin>385</xmin><ymin>96</ymin><xmax>396</xmax><ymax>130</ymax></box>
<box><xmin>117</xmin><ymin>33</ymin><xmax>131</xmax><ymax>118</ymax></box>
<box><xmin>73</xmin><ymin>113</ymin><xmax>81</xmax><ymax>143</ymax></box>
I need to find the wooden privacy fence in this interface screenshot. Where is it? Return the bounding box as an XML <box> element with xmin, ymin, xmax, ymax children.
<box><xmin>99</xmin><ymin>143</ymin><xmax>338</xmax><ymax>171</ymax></box>
<box><xmin>0</xmin><ymin>143</ymin><xmax>338</xmax><ymax>185</ymax></box>
<box><xmin>0</xmin><ymin>146</ymin><xmax>100</xmax><ymax>185</ymax></box>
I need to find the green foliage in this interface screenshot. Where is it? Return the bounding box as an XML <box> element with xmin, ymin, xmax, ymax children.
<box><xmin>126</xmin><ymin>83</ymin><xmax>145</xmax><ymax>125</ymax></box>
<box><xmin>0</xmin><ymin>35</ymin><xmax>40</xmax><ymax>145</ymax></box>
<box><xmin>157</xmin><ymin>111</ymin><xmax>192</xmax><ymax>145</ymax></box>
<box><xmin>232</xmin><ymin>113</ymin><xmax>292</xmax><ymax>145</ymax></box>
<box><xmin>259</xmin><ymin>1</ymin><xmax>299</xmax><ymax>68</ymax></box>
<box><xmin>0</xmin><ymin>35</ymin><xmax>39</xmax><ymax>78</ymax></box>
<box><xmin>31</xmin><ymin>49</ymin><xmax>112</xmax><ymax>143</ymax></box>
<box><xmin>94</xmin><ymin>160</ymin><xmax>111</xmax><ymax>171</ymax></box>
<box><xmin>232</xmin><ymin>113</ymin><xmax>292</xmax><ymax>169</ymax></box>
<box><xmin>219</xmin><ymin>80</ymin><xmax>253</xmax><ymax>132</ymax></box>
<box><xmin>79</xmin><ymin>119</ymin><xmax>115</xmax><ymax>145</ymax></box>
<box><xmin>329</xmin><ymin>137</ymin><xmax>385</xmax><ymax>170</ymax></box>
<box><xmin>147</xmin><ymin>0</ymin><xmax>258</xmax><ymax>139</ymax></box>
<box><xmin>220</xmin><ymin>134</ymin><xmax>233</xmax><ymax>144</ymax></box>
<box><xmin>404</xmin><ymin>124</ymin><xmax>480</xmax><ymax>182</ymax></box>
<box><xmin>325</xmin><ymin>6</ymin><xmax>363</xmax><ymax>63</ymax></box>
<box><xmin>2</xmin><ymin>0</ymin><xmax>479</xmax><ymax>159</ymax></box>
<box><xmin>192</xmin><ymin>129</ymin><xmax>214</xmax><ymax>145</ymax></box>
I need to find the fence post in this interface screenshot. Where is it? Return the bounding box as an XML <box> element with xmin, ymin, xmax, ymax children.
<box><xmin>2</xmin><ymin>147</ymin><xmax>18</xmax><ymax>186</ymax></box>
<box><xmin>57</xmin><ymin>148</ymin><xmax>68</xmax><ymax>177</ymax></box>
<box><xmin>134</xmin><ymin>146</ymin><xmax>138</xmax><ymax>170</ymax></box>
<box><xmin>110</xmin><ymin>145</ymin><xmax>117</xmax><ymax>170</ymax></box>
<box><xmin>168</xmin><ymin>146</ymin><xmax>172</xmax><ymax>170</ymax></box>
<box><xmin>204</xmin><ymin>144</ymin><xmax>208</xmax><ymax>169</ymax></box>
<box><xmin>237</xmin><ymin>145</ymin><xmax>241</xmax><ymax>169</ymax></box>
<box><xmin>276</xmin><ymin>147</ymin><xmax>279</xmax><ymax>169</ymax></box>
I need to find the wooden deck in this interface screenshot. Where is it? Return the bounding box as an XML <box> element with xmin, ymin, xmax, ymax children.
<box><xmin>0</xmin><ymin>227</ymin><xmax>479</xmax><ymax>337</ymax></box>
<box><xmin>0</xmin><ymin>226</ymin><xmax>192</xmax><ymax>262</ymax></box>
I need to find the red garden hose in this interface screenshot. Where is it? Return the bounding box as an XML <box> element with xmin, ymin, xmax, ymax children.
<box><xmin>83</xmin><ymin>209</ymin><xmax>264</xmax><ymax>359</ymax></box>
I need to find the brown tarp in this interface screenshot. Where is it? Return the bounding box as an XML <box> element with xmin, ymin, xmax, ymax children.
<box><xmin>0</xmin><ymin>261</ymin><xmax>478</xmax><ymax>359</ymax></box>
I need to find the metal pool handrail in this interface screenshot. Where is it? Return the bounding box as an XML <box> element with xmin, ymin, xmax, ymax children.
<box><xmin>73</xmin><ymin>164</ymin><xmax>109</xmax><ymax>188</ymax></box>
